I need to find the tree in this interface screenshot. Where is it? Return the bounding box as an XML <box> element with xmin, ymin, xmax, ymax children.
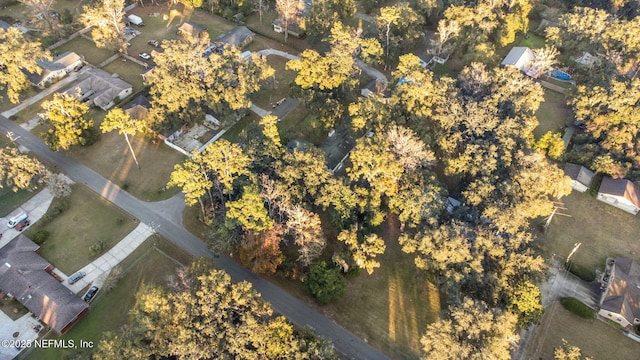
<box><xmin>101</xmin><ymin>108</ymin><xmax>146</xmax><ymax>169</ymax></box>
<box><xmin>534</xmin><ymin>131</ymin><xmax>565</xmax><ymax>160</ymax></box>
<box><xmin>276</xmin><ymin>0</ymin><xmax>304</xmax><ymax>42</ymax></box>
<box><xmin>0</xmin><ymin>27</ymin><xmax>50</xmax><ymax>104</ymax></box>
<box><xmin>337</xmin><ymin>227</ymin><xmax>386</xmax><ymax>274</ymax></box>
<box><xmin>239</xmin><ymin>224</ymin><xmax>284</xmax><ymax>274</ymax></box>
<box><xmin>285</xmin><ymin>204</ymin><xmax>326</xmax><ymax>267</ymax></box>
<box><xmin>0</xmin><ymin>147</ymin><xmax>47</xmax><ymax>191</ymax></box>
<box><xmin>39</xmin><ymin>93</ymin><xmax>94</xmax><ymax>151</ymax></box>
<box><xmin>420</xmin><ymin>298</ymin><xmax>519</xmax><ymax>360</ymax></box>
<box><xmin>94</xmin><ymin>266</ymin><xmax>339</xmax><ymax>359</ymax></box>
<box><xmin>45</xmin><ymin>173</ymin><xmax>72</xmax><ymax>198</ymax></box>
<box><xmin>168</xmin><ymin>156</ymin><xmax>212</xmax><ymax>219</ymax></box>
<box><xmin>200</xmin><ymin>138</ymin><xmax>252</xmax><ymax>196</ymax></box>
<box><xmin>509</xmin><ymin>280</ymin><xmax>544</xmax><ymax>328</ymax></box>
<box><xmin>554</xmin><ymin>339</ymin><xmax>593</xmax><ymax>360</ymax></box>
<box><xmin>303</xmin><ymin>0</ymin><xmax>356</xmax><ymax>42</ymax></box>
<box><xmin>19</xmin><ymin>0</ymin><xmax>59</xmax><ymax>38</ymax></box>
<box><xmin>375</xmin><ymin>3</ymin><xmax>423</xmax><ymax>65</ymax></box>
<box><xmin>307</xmin><ymin>261</ymin><xmax>346</xmax><ymax>305</ymax></box>
<box><xmin>80</xmin><ymin>0</ymin><xmax>128</xmax><ymax>52</ymax></box>
<box><xmin>377</xmin><ymin>5</ymin><xmax>400</xmax><ymax>66</ymax></box>
<box><xmin>225</xmin><ymin>185</ymin><xmax>274</xmax><ymax>233</ymax></box>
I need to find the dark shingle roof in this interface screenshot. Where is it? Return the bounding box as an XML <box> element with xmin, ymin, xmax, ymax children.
<box><xmin>215</xmin><ymin>26</ymin><xmax>254</xmax><ymax>47</ymax></box>
<box><xmin>122</xmin><ymin>95</ymin><xmax>151</xmax><ymax>120</ymax></box>
<box><xmin>601</xmin><ymin>257</ymin><xmax>640</xmax><ymax>325</ymax></box>
<box><xmin>178</xmin><ymin>21</ymin><xmax>207</xmax><ymax>37</ymax></box>
<box><xmin>564</xmin><ymin>163</ymin><xmax>594</xmax><ymax>188</ymax></box>
<box><xmin>599</xmin><ymin>177</ymin><xmax>640</xmax><ymax>209</ymax></box>
<box><xmin>0</xmin><ymin>235</ymin><xmax>88</xmax><ymax>334</ymax></box>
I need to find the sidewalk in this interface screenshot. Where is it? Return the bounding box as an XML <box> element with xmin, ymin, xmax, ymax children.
<box><xmin>58</xmin><ymin>222</ymin><xmax>154</xmax><ymax>293</ymax></box>
<box><xmin>0</xmin><ymin>188</ymin><xmax>54</xmax><ymax>249</ymax></box>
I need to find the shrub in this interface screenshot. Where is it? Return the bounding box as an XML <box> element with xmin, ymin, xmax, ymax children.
<box><xmin>561</xmin><ymin>297</ymin><xmax>595</xmax><ymax>319</ymax></box>
<box><xmin>89</xmin><ymin>239</ymin><xmax>110</xmax><ymax>258</ymax></box>
<box><xmin>569</xmin><ymin>264</ymin><xmax>596</xmax><ymax>282</ymax></box>
<box><xmin>32</xmin><ymin>230</ymin><xmax>50</xmax><ymax>245</ymax></box>
<box><xmin>306</xmin><ymin>261</ymin><xmax>346</xmax><ymax>305</ymax></box>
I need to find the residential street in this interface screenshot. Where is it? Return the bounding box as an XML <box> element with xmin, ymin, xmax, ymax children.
<box><xmin>0</xmin><ymin>114</ymin><xmax>390</xmax><ymax>360</ymax></box>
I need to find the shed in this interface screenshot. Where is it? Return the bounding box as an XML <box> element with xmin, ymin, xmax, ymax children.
<box><xmin>597</xmin><ymin>177</ymin><xmax>640</xmax><ymax>215</ymax></box>
<box><xmin>177</xmin><ymin>21</ymin><xmax>207</xmax><ymax>40</ymax></box>
<box><xmin>272</xmin><ymin>19</ymin><xmax>305</xmax><ymax>38</ymax></box>
<box><xmin>564</xmin><ymin>163</ymin><xmax>594</xmax><ymax>193</ymax></box>
<box><xmin>501</xmin><ymin>47</ymin><xmax>537</xmax><ymax>76</ymax></box>
<box><xmin>215</xmin><ymin>26</ymin><xmax>255</xmax><ymax>49</ymax></box>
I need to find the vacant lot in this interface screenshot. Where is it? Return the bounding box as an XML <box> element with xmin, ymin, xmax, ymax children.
<box><xmin>252</xmin><ymin>55</ymin><xmax>297</xmax><ymax>109</ymax></box>
<box><xmin>534</xmin><ymin>89</ymin><xmax>571</xmax><ymax>139</ymax></box>
<box><xmin>69</xmin><ymin>130</ymin><xmax>184</xmax><ymax>201</ymax></box>
<box><xmin>270</xmin><ymin>215</ymin><xmax>440</xmax><ymax>360</ymax></box>
<box><xmin>26</xmin><ymin>236</ymin><xmax>193</xmax><ymax>360</ymax></box>
<box><xmin>24</xmin><ymin>184</ymin><xmax>137</xmax><ymax>274</ymax></box>
<box><xmin>54</xmin><ymin>37</ymin><xmax>115</xmax><ymax>67</ymax></box>
<box><xmin>535</xmin><ymin>191</ymin><xmax>640</xmax><ymax>279</ymax></box>
<box><xmin>528</xmin><ymin>301</ymin><xmax>640</xmax><ymax>359</ymax></box>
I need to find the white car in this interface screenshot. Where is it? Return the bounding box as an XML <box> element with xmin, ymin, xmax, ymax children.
<box><xmin>139</xmin><ymin>52</ymin><xmax>151</xmax><ymax>60</ymax></box>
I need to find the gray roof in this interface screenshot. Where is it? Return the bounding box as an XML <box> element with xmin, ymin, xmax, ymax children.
<box><xmin>601</xmin><ymin>257</ymin><xmax>640</xmax><ymax>324</ymax></box>
<box><xmin>501</xmin><ymin>47</ymin><xmax>535</xmax><ymax>68</ymax></box>
<box><xmin>598</xmin><ymin>177</ymin><xmax>640</xmax><ymax>209</ymax></box>
<box><xmin>0</xmin><ymin>20</ymin><xmax>11</xmax><ymax>30</ymax></box>
<box><xmin>178</xmin><ymin>21</ymin><xmax>207</xmax><ymax>37</ymax></box>
<box><xmin>0</xmin><ymin>235</ymin><xmax>88</xmax><ymax>334</ymax></box>
<box><xmin>122</xmin><ymin>95</ymin><xmax>151</xmax><ymax>120</ymax></box>
<box><xmin>25</xmin><ymin>51</ymin><xmax>83</xmax><ymax>85</ymax></box>
<box><xmin>215</xmin><ymin>26</ymin><xmax>254</xmax><ymax>47</ymax></box>
<box><xmin>65</xmin><ymin>68</ymin><xmax>132</xmax><ymax>110</ymax></box>
<box><xmin>564</xmin><ymin>163</ymin><xmax>594</xmax><ymax>187</ymax></box>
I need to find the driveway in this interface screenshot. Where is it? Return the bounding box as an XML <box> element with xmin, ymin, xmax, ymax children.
<box><xmin>0</xmin><ymin>114</ymin><xmax>390</xmax><ymax>360</ymax></box>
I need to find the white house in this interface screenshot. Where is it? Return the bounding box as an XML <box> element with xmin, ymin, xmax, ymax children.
<box><xmin>25</xmin><ymin>51</ymin><xmax>84</xmax><ymax>88</ymax></box>
<box><xmin>564</xmin><ymin>163</ymin><xmax>594</xmax><ymax>193</ymax></box>
<box><xmin>64</xmin><ymin>68</ymin><xmax>132</xmax><ymax>110</ymax></box>
<box><xmin>597</xmin><ymin>177</ymin><xmax>640</xmax><ymax>215</ymax></box>
<box><xmin>599</xmin><ymin>257</ymin><xmax>640</xmax><ymax>328</ymax></box>
<box><xmin>501</xmin><ymin>47</ymin><xmax>538</xmax><ymax>77</ymax></box>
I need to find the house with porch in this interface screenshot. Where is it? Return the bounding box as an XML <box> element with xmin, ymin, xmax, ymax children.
<box><xmin>0</xmin><ymin>235</ymin><xmax>89</xmax><ymax>334</ymax></box>
<box><xmin>25</xmin><ymin>51</ymin><xmax>84</xmax><ymax>88</ymax></box>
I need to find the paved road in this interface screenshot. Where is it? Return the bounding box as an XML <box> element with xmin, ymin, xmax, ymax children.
<box><xmin>0</xmin><ymin>114</ymin><xmax>390</xmax><ymax>360</ymax></box>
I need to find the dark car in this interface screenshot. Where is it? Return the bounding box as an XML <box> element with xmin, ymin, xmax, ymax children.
<box><xmin>83</xmin><ymin>286</ymin><xmax>99</xmax><ymax>302</ymax></box>
<box><xmin>147</xmin><ymin>39</ymin><xmax>160</xmax><ymax>47</ymax></box>
<box><xmin>14</xmin><ymin>220</ymin><xmax>30</xmax><ymax>232</ymax></box>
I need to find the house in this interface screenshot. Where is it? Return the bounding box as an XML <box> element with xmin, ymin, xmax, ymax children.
<box><xmin>501</xmin><ymin>47</ymin><xmax>538</xmax><ymax>77</ymax></box>
<box><xmin>141</xmin><ymin>66</ymin><xmax>155</xmax><ymax>81</ymax></box>
<box><xmin>25</xmin><ymin>51</ymin><xmax>84</xmax><ymax>88</ymax></box>
<box><xmin>597</xmin><ymin>177</ymin><xmax>640</xmax><ymax>215</ymax></box>
<box><xmin>177</xmin><ymin>21</ymin><xmax>207</xmax><ymax>40</ymax></box>
<box><xmin>361</xmin><ymin>78</ymin><xmax>389</xmax><ymax>99</ymax></box>
<box><xmin>122</xmin><ymin>95</ymin><xmax>151</xmax><ymax>120</ymax></box>
<box><xmin>215</xmin><ymin>26</ymin><xmax>255</xmax><ymax>49</ymax></box>
<box><xmin>272</xmin><ymin>19</ymin><xmax>306</xmax><ymax>38</ymax></box>
<box><xmin>64</xmin><ymin>68</ymin><xmax>133</xmax><ymax>110</ymax></box>
<box><xmin>0</xmin><ymin>235</ymin><xmax>89</xmax><ymax>334</ymax></box>
<box><xmin>564</xmin><ymin>163</ymin><xmax>594</xmax><ymax>193</ymax></box>
<box><xmin>599</xmin><ymin>257</ymin><xmax>640</xmax><ymax>328</ymax></box>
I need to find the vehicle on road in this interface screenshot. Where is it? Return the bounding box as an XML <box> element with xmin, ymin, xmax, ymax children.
<box><xmin>139</xmin><ymin>52</ymin><xmax>151</xmax><ymax>60</ymax></box>
<box><xmin>7</xmin><ymin>211</ymin><xmax>27</xmax><ymax>228</ymax></box>
<box><xmin>83</xmin><ymin>286</ymin><xmax>99</xmax><ymax>302</ymax></box>
<box><xmin>68</xmin><ymin>271</ymin><xmax>86</xmax><ymax>284</ymax></box>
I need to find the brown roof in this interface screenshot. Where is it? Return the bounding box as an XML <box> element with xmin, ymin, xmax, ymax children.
<box><xmin>178</xmin><ymin>21</ymin><xmax>206</xmax><ymax>37</ymax></box>
<box><xmin>601</xmin><ymin>257</ymin><xmax>640</xmax><ymax>324</ymax></box>
<box><xmin>122</xmin><ymin>95</ymin><xmax>151</xmax><ymax>120</ymax></box>
<box><xmin>564</xmin><ymin>163</ymin><xmax>594</xmax><ymax>187</ymax></box>
<box><xmin>0</xmin><ymin>235</ymin><xmax>88</xmax><ymax>334</ymax></box>
<box><xmin>599</xmin><ymin>177</ymin><xmax>640</xmax><ymax>209</ymax></box>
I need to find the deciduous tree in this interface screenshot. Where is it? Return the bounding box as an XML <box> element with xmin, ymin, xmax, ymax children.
<box><xmin>239</xmin><ymin>223</ymin><xmax>284</xmax><ymax>274</ymax></box>
<box><xmin>39</xmin><ymin>93</ymin><xmax>94</xmax><ymax>151</ymax></box>
<box><xmin>0</xmin><ymin>147</ymin><xmax>47</xmax><ymax>191</ymax></box>
<box><xmin>337</xmin><ymin>227</ymin><xmax>385</xmax><ymax>274</ymax></box>
<box><xmin>276</xmin><ymin>0</ymin><xmax>304</xmax><ymax>42</ymax></box>
<box><xmin>101</xmin><ymin>108</ymin><xmax>146</xmax><ymax>169</ymax></box>
<box><xmin>167</xmin><ymin>156</ymin><xmax>212</xmax><ymax>218</ymax></box>
<box><xmin>81</xmin><ymin>0</ymin><xmax>128</xmax><ymax>52</ymax></box>
<box><xmin>0</xmin><ymin>27</ymin><xmax>50</xmax><ymax>104</ymax></box>
<box><xmin>226</xmin><ymin>185</ymin><xmax>274</xmax><ymax>232</ymax></box>
<box><xmin>285</xmin><ymin>204</ymin><xmax>326</xmax><ymax>266</ymax></box>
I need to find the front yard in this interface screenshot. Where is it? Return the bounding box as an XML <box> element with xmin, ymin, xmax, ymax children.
<box><xmin>24</xmin><ymin>184</ymin><xmax>138</xmax><ymax>274</ymax></box>
<box><xmin>26</xmin><ymin>236</ymin><xmax>193</xmax><ymax>360</ymax></box>
<box><xmin>529</xmin><ymin>301</ymin><xmax>640</xmax><ymax>359</ymax></box>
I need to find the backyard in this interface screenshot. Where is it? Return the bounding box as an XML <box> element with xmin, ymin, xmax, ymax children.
<box><xmin>25</xmin><ymin>236</ymin><xmax>193</xmax><ymax>360</ymax></box>
<box><xmin>528</xmin><ymin>301</ymin><xmax>640</xmax><ymax>359</ymax></box>
<box><xmin>23</xmin><ymin>184</ymin><xmax>138</xmax><ymax>274</ymax></box>
<box><xmin>535</xmin><ymin>191</ymin><xmax>640</xmax><ymax>280</ymax></box>
<box><xmin>534</xmin><ymin>89</ymin><xmax>571</xmax><ymax>139</ymax></box>
<box><xmin>251</xmin><ymin>55</ymin><xmax>297</xmax><ymax>109</ymax></box>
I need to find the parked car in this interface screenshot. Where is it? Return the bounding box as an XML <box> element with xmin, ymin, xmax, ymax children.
<box><xmin>14</xmin><ymin>220</ymin><xmax>30</xmax><ymax>232</ymax></box>
<box><xmin>83</xmin><ymin>286</ymin><xmax>99</xmax><ymax>302</ymax></box>
<box><xmin>147</xmin><ymin>39</ymin><xmax>160</xmax><ymax>47</ymax></box>
<box><xmin>7</xmin><ymin>211</ymin><xmax>27</xmax><ymax>228</ymax></box>
<box><xmin>139</xmin><ymin>52</ymin><xmax>151</xmax><ymax>60</ymax></box>
<box><xmin>68</xmin><ymin>271</ymin><xmax>86</xmax><ymax>284</ymax></box>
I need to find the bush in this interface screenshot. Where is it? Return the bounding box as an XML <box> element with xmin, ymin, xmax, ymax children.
<box><xmin>569</xmin><ymin>264</ymin><xmax>596</xmax><ymax>282</ymax></box>
<box><xmin>561</xmin><ymin>297</ymin><xmax>595</xmax><ymax>319</ymax></box>
<box><xmin>306</xmin><ymin>261</ymin><xmax>346</xmax><ymax>305</ymax></box>
<box><xmin>89</xmin><ymin>239</ymin><xmax>110</xmax><ymax>258</ymax></box>
<box><xmin>32</xmin><ymin>230</ymin><xmax>50</xmax><ymax>245</ymax></box>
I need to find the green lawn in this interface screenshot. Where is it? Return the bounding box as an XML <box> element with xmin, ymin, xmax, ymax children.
<box><xmin>244</xmin><ymin>11</ymin><xmax>310</xmax><ymax>52</ymax></box>
<box><xmin>0</xmin><ymin>186</ymin><xmax>42</xmax><ymax>217</ymax></box>
<box><xmin>0</xmin><ymin>298</ymin><xmax>29</xmax><ymax>321</ymax></box>
<box><xmin>528</xmin><ymin>301</ymin><xmax>640</xmax><ymax>359</ymax></box>
<box><xmin>252</xmin><ymin>55</ymin><xmax>297</xmax><ymax>109</ymax></box>
<box><xmin>101</xmin><ymin>59</ymin><xmax>146</xmax><ymax>93</ymax></box>
<box><xmin>24</xmin><ymin>184</ymin><xmax>138</xmax><ymax>274</ymax></box>
<box><xmin>269</xmin><ymin>215</ymin><xmax>441</xmax><ymax>360</ymax></box>
<box><xmin>222</xmin><ymin>111</ymin><xmax>262</xmax><ymax>143</ymax></box>
<box><xmin>54</xmin><ymin>37</ymin><xmax>115</xmax><ymax>67</ymax></box>
<box><xmin>517</xmin><ymin>32</ymin><xmax>546</xmax><ymax>48</ymax></box>
<box><xmin>26</xmin><ymin>236</ymin><xmax>193</xmax><ymax>360</ymax></box>
<box><xmin>534</xmin><ymin>89</ymin><xmax>571</xmax><ymax>139</ymax></box>
<box><xmin>535</xmin><ymin>191</ymin><xmax>640</xmax><ymax>280</ymax></box>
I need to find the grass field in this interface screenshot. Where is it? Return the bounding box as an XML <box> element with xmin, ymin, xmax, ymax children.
<box><xmin>528</xmin><ymin>301</ymin><xmax>640</xmax><ymax>359</ymax></box>
<box><xmin>101</xmin><ymin>59</ymin><xmax>146</xmax><ymax>93</ymax></box>
<box><xmin>0</xmin><ymin>298</ymin><xmax>29</xmax><ymax>321</ymax></box>
<box><xmin>54</xmin><ymin>38</ymin><xmax>115</xmax><ymax>67</ymax></box>
<box><xmin>270</xmin><ymin>215</ymin><xmax>440</xmax><ymax>360</ymax></box>
<box><xmin>0</xmin><ymin>186</ymin><xmax>42</xmax><ymax>217</ymax></box>
<box><xmin>69</xmin><ymin>129</ymin><xmax>184</xmax><ymax>201</ymax></box>
<box><xmin>222</xmin><ymin>112</ymin><xmax>262</xmax><ymax>143</ymax></box>
<box><xmin>534</xmin><ymin>89</ymin><xmax>571</xmax><ymax>139</ymax></box>
<box><xmin>535</xmin><ymin>191</ymin><xmax>640</xmax><ymax>280</ymax></box>
<box><xmin>252</xmin><ymin>55</ymin><xmax>297</xmax><ymax>109</ymax></box>
<box><xmin>24</xmin><ymin>184</ymin><xmax>138</xmax><ymax>274</ymax></box>
<box><xmin>26</xmin><ymin>236</ymin><xmax>193</xmax><ymax>360</ymax></box>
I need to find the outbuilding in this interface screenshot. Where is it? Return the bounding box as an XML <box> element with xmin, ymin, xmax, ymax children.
<box><xmin>597</xmin><ymin>177</ymin><xmax>640</xmax><ymax>215</ymax></box>
<box><xmin>564</xmin><ymin>163</ymin><xmax>594</xmax><ymax>193</ymax></box>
